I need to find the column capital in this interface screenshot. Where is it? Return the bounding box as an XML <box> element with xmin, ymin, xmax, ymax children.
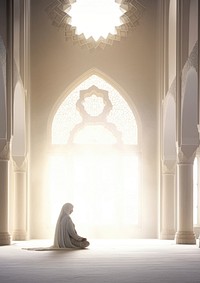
<box><xmin>0</xmin><ymin>139</ymin><xmax>10</xmax><ymax>161</ymax></box>
<box><xmin>162</xmin><ymin>159</ymin><xmax>176</xmax><ymax>174</ymax></box>
<box><xmin>12</xmin><ymin>156</ymin><xmax>27</xmax><ymax>172</ymax></box>
<box><xmin>176</xmin><ymin>144</ymin><xmax>198</xmax><ymax>164</ymax></box>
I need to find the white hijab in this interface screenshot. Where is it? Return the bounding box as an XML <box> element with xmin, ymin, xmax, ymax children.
<box><xmin>53</xmin><ymin>203</ymin><xmax>75</xmax><ymax>248</ymax></box>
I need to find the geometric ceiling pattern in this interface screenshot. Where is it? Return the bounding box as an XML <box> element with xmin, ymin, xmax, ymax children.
<box><xmin>46</xmin><ymin>0</ymin><xmax>146</xmax><ymax>49</ymax></box>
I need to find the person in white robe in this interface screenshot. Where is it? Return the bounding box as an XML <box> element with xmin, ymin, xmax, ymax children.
<box><xmin>53</xmin><ymin>203</ymin><xmax>90</xmax><ymax>249</ymax></box>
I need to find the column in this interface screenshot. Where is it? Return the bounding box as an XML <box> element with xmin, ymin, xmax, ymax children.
<box><xmin>160</xmin><ymin>160</ymin><xmax>176</xmax><ymax>239</ymax></box>
<box><xmin>0</xmin><ymin>140</ymin><xmax>11</xmax><ymax>245</ymax></box>
<box><xmin>175</xmin><ymin>145</ymin><xmax>196</xmax><ymax>244</ymax></box>
<box><xmin>12</xmin><ymin>156</ymin><xmax>27</xmax><ymax>240</ymax></box>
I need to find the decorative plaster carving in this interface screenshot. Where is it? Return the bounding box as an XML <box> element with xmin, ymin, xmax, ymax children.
<box><xmin>12</xmin><ymin>156</ymin><xmax>27</xmax><ymax>172</ymax></box>
<box><xmin>0</xmin><ymin>140</ymin><xmax>10</xmax><ymax>161</ymax></box>
<box><xmin>68</xmin><ymin>84</ymin><xmax>122</xmax><ymax>144</ymax></box>
<box><xmin>45</xmin><ymin>0</ymin><xmax>146</xmax><ymax>49</ymax></box>
<box><xmin>162</xmin><ymin>159</ymin><xmax>176</xmax><ymax>174</ymax></box>
<box><xmin>176</xmin><ymin>144</ymin><xmax>197</xmax><ymax>164</ymax></box>
<box><xmin>76</xmin><ymin>85</ymin><xmax>112</xmax><ymax>121</ymax></box>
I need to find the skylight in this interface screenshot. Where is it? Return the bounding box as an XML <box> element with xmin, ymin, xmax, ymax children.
<box><xmin>66</xmin><ymin>0</ymin><xmax>126</xmax><ymax>41</ymax></box>
<box><xmin>46</xmin><ymin>0</ymin><xmax>146</xmax><ymax>49</ymax></box>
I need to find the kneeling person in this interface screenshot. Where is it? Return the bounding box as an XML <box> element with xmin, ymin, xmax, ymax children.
<box><xmin>54</xmin><ymin>203</ymin><xmax>90</xmax><ymax>249</ymax></box>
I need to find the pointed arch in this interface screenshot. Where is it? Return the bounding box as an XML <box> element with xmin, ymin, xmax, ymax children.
<box><xmin>46</xmin><ymin>69</ymin><xmax>142</xmax><ymax>238</ymax></box>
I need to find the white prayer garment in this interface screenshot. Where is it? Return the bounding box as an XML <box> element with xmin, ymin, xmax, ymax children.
<box><xmin>53</xmin><ymin>203</ymin><xmax>90</xmax><ymax>249</ymax></box>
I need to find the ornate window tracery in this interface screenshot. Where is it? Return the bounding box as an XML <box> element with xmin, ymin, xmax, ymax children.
<box><xmin>52</xmin><ymin>75</ymin><xmax>138</xmax><ymax>145</ymax></box>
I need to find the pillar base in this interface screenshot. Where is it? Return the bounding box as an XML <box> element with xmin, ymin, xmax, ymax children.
<box><xmin>160</xmin><ymin>230</ymin><xmax>175</xmax><ymax>240</ymax></box>
<box><xmin>12</xmin><ymin>229</ymin><xmax>27</xmax><ymax>241</ymax></box>
<box><xmin>0</xmin><ymin>232</ymin><xmax>11</xmax><ymax>245</ymax></box>
<box><xmin>175</xmin><ymin>231</ymin><xmax>196</xmax><ymax>244</ymax></box>
<box><xmin>12</xmin><ymin>229</ymin><xmax>26</xmax><ymax>241</ymax></box>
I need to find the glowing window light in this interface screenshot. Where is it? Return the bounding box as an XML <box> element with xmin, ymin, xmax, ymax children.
<box><xmin>49</xmin><ymin>75</ymin><xmax>140</xmax><ymax>238</ymax></box>
<box><xmin>82</xmin><ymin>95</ymin><xmax>105</xmax><ymax>116</ymax></box>
<box><xmin>66</xmin><ymin>0</ymin><xmax>126</xmax><ymax>41</ymax></box>
<box><xmin>48</xmin><ymin>153</ymin><xmax>140</xmax><ymax>233</ymax></box>
<box><xmin>73</xmin><ymin>125</ymin><xmax>117</xmax><ymax>144</ymax></box>
<box><xmin>52</xmin><ymin>75</ymin><xmax>138</xmax><ymax>145</ymax></box>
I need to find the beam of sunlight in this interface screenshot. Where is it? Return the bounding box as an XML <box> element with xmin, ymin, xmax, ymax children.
<box><xmin>66</xmin><ymin>0</ymin><xmax>126</xmax><ymax>41</ymax></box>
<box><xmin>48</xmin><ymin>151</ymin><xmax>139</xmax><ymax>238</ymax></box>
<box><xmin>73</xmin><ymin>125</ymin><xmax>117</xmax><ymax>144</ymax></box>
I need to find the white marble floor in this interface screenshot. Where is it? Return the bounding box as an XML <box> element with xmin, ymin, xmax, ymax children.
<box><xmin>0</xmin><ymin>239</ymin><xmax>200</xmax><ymax>283</ymax></box>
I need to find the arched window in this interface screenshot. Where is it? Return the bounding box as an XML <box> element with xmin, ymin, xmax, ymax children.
<box><xmin>48</xmin><ymin>74</ymin><xmax>141</xmax><ymax>238</ymax></box>
<box><xmin>52</xmin><ymin>75</ymin><xmax>138</xmax><ymax>145</ymax></box>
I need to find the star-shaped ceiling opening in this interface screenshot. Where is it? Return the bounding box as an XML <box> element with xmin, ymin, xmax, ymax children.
<box><xmin>66</xmin><ymin>0</ymin><xmax>126</xmax><ymax>41</ymax></box>
<box><xmin>46</xmin><ymin>0</ymin><xmax>146</xmax><ymax>49</ymax></box>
